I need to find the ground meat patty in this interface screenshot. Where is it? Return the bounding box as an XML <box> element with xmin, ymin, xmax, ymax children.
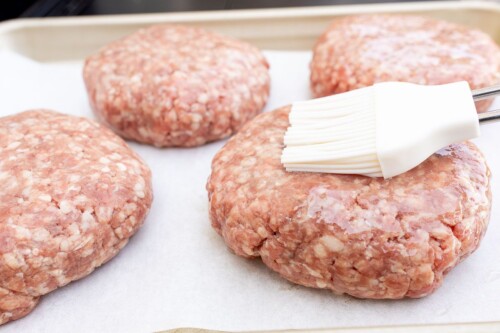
<box><xmin>310</xmin><ymin>15</ymin><xmax>500</xmax><ymax>112</ymax></box>
<box><xmin>83</xmin><ymin>24</ymin><xmax>270</xmax><ymax>147</ymax></box>
<box><xmin>0</xmin><ymin>110</ymin><xmax>153</xmax><ymax>324</ymax></box>
<box><xmin>207</xmin><ymin>106</ymin><xmax>492</xmax><ymax>299</ymax></box>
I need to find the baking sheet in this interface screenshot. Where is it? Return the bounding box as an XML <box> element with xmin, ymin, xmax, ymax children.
<box><xmin>1</xmin><ymin>1</ymin><xmax>500</xmax><ymax>62</ymax></box>
<box><xmin>0</xmin><ymin>49</ymin><xmax>499</xmax><ymax>333</ymax></box>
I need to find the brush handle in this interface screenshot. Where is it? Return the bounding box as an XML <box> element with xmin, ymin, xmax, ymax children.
<box><xmin>478</xmin><ymin>109</ymin><xmax>500</xmax><ymax>124</ymax></box>
<box><xmin>472</xmin><ymin>83</ymin><xmax>500</xmax><ymax>101</ymax></box>
<box><xmin>472</xmin><ymin>84</ymin><xmax>500</xmax><ymax>124</ymax></box>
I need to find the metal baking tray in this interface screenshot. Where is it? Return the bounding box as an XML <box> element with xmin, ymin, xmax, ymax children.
<box><xmin>0</xmin><ymin>1</ymin><xmax>499</xmax><ymax>62</ymax></box>
<box><xmin>0</xmin><ymin>1</ymin><xmax>499</xmax><ymax>332</ymax></box>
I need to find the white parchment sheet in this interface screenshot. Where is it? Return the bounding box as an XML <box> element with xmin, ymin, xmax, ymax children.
<box><xmin>0</xmin><ymin>50</ymin><xmax>499</xmax><ymax>333</ymax></box>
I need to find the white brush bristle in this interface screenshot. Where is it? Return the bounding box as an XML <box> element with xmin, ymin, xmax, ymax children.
<box><xmin>281</xmin><ymin>86</ymin><xmax>383</xmax><ymax>177</ymax></box>
<box><xmin>281</xmin><ymin>81</ymin><xmax>479</xmax><ymax>179</ymax></box>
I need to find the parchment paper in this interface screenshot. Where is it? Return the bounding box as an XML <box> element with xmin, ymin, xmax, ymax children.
<box><xmin>0</xmin><ymin>50</ymin><xmax>499</xmax><ymax>333</ymax></box>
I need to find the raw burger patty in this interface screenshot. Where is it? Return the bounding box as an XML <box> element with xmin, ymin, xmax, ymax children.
<box><xmin>0</xmin><ymin>110</ymin><xmax>153</xmax><ymax>324</ymax></box>
<box><xmin>83</xmin><ymin>24</ymin><xmax>270</xmax><ymax>147</ymax></box>
<box><xmin>207</xmin><ymin>106</ymin><xmax>492</xmax><ymax>299</ymax></box>
<box><xmin>310</xmin><ymin>15</ymin><xmax>500</xmax><ymax>112</ymax></box>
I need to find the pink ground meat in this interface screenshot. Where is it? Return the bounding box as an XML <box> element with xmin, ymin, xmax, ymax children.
<box><xmin>207</xmin><ymin>106</ymin><xmax>492</xmax><ymax>299</ymax></box>
<box><xmin>0</xmin><ymin>110</ymin><xmax>153</xmax><ymax>324</ymax></box>
<box><xmin>83</xmin><ymin>24</ymin><xmax>270</xmax><ymax>147</ymax></box>
<box><xmin>310</xmin><ymin>15</ymin><xmax>500</xmax><ymax>112</ymax></box>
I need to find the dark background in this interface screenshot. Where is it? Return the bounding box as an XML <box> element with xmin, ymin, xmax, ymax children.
<box><xmin>1</xmin><ymin>0</ymin><xmax>439</xmax><ymax>21</ymax></box>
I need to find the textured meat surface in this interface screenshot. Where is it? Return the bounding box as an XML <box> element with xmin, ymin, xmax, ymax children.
<box><xmin>207</xmin><ymin>106</ymin><xmax>492</xmax><ymax>299</ymax></box>
<box><xmin>83</xmin><ymin>24</ymin><xmax>270</xmax><ymax>147</ymax></box>
<box><xmin>0</xmin><ymin>110</ymin><xmax>153</xmax><ymax>324</ymax></box>
<box><xmin>310</xmin><ymin>15</ymin><xmax>500</xmax><ymax>112</ymax></box>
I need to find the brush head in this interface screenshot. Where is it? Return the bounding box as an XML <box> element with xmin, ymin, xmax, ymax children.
<box><xmin>281</xmin><ymin>81</ymin><xmax>480</xmax><ymax>178</ymax></box>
